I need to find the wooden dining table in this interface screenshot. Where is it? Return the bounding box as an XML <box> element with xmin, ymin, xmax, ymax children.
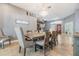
<box><xmin>25</xmin><ymin>32</ymin><xmax>45</xmax><ymax>41</ymax></box>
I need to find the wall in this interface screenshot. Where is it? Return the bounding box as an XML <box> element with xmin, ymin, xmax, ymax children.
<box><xmin>75</xmin><ymin>10</ymin><xmax>79</xmax><ymax>32</ymax></box>
<box><xmin>0</xmin><ymin>4</ymin><xmax>37</xmax><ymax>38</ymax></box>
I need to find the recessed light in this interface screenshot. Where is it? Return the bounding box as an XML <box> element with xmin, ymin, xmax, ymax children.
<box><xmin>40</xmin><ymin>11</ymin><xmax>48</xmax><ymax>17</ymax></box>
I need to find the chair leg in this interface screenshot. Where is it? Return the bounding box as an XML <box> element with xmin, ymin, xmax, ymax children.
<box><xmin>54</xmin><ymin>38</ymin><xmax>58</xmax><ymax>46</ymax></box>
<box><xmin>56</xmin><ymin>39</ymin><xmax>58</xmax><ymax>45</ymax></box>
<box><xmin>35</xmin><ymin>44</ymin><xmax>37</xmax><ymax>52</ymax></box>
<box><xmin>50</xmin><ymin>42</ymin><xmax>53</xmax><ymax>49</ymax></box>
<box><xmin>43</xmin><ymin>46</ymin><xmax>46</xmax><ymax>56</ymax></box>
<box><xmin>2</xmin><ymin>42</ymin><xmax>4</xmax><ymax>49</ymax></box>
<box><xmin>54</xmin><ymin>39</ymin><xmax>56</xmax><ymax>46</ymax></box>
<box><xmin>24</xmin><ymin>48</ymin><xmax>26</xmax><ymax>56</ymax></box>
<box><xmin>9</xmin><ymin>39</ymin><xmax>11</xmax><ymax>45</ymax></box>
<box><xmin>19</xmin><ymin>46</ymin><xmax>21</xmax><ymax>53</ymax></box>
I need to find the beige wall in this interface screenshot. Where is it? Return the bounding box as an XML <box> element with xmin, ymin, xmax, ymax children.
<box><xmin>0</xmin><ymin>4</ymin><xmax>37</xmax><ymax>37</ymax></box>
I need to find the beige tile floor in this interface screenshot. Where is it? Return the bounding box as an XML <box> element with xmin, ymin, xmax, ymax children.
<box><xmin>0</xmin><ymin>34</ymin><xmax>73</xmax><ymax>56</ymax></box>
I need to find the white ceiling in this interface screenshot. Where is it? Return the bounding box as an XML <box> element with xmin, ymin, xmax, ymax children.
<box><xmin>11</xmin><ymin>3</ymin><xmax>78</xmax><ymax>21</ymax></box>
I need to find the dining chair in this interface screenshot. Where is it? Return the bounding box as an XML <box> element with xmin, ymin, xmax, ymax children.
<box><xmin>0</xmin><ymin>29</ymin><xmax>11</xmax><ymax>48</ymax></box>
<box><xmin>35</xmin><ymin>31</ymin><xmax>50</xmax><ymax>56</ymax></box>
<box><xmin>50</xmin><ymin>31</ymin><xmax>58</xmax><ymax>49</ymax></box>
<box><xmin>15</xmin><ymin>27</ymin><xmax>34</xmax><ymax>56</ymax></box>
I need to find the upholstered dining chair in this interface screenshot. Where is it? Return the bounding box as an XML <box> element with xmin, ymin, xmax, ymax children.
<box><xmin>15</xmin><ymin>27</ymin><xmax>34</xmax><ymax>56</ymax></box>
<box><xmin>0</xmin><ymin>29</ymin><xmax>11</xmax><ymax>48</ymax></box>
<box><xmin>35</xmin><ymin>31</ymin><xmax>50</xmax><ymax>56</ymax></box>
<box><xmin>50</xmin><ymin>31</ymin><xmax>58</xmax><ymax>49</ymax></box>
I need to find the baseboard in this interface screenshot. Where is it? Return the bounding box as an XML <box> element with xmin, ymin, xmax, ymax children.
<box><xmin>4</xmin><ymin>40</ymin><xmax>18</xmax><ymax>45</ymax></box>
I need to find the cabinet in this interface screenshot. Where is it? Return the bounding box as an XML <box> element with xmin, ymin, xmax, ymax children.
<box><xmin>73</xmin><ymin>36</ymin><xmax>79</xmax><ymax>56</ymax></box>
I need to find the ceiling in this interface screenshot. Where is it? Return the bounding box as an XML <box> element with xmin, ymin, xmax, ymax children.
<box><xmin>11</xmin><ymin>3</ymin><xmax>78</xmax><ymax>21</ymax></box>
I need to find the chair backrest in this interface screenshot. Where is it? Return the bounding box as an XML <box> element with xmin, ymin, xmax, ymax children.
<box><xmin>15</xmin><ymin>27</ymin><xmax>26</xmax><ymax>48</ymax></box>
<box><xmin>51</xmin><ymin>31</ymin><xmax>58</xmax><ymax>39</ymax></box>
<box><xmin>0</xmin><ymin>28</ymin><xmax>5</xmax><ymax>36</ymax></box>
<box><xmin>44</xmin><ymin>31</ymin><xmax>51</xmax><ymax>46</ymax></box>
<box><xmin>0</xmin><ymin>30</ymin><xmax>2</xmax><ymax>37</ymax></box>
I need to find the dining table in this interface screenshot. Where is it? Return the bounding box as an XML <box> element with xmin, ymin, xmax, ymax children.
<box><xmin>25</xmin><ymin>31</ymin><xmax>45</xmax><ymax>41</ymax></box>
